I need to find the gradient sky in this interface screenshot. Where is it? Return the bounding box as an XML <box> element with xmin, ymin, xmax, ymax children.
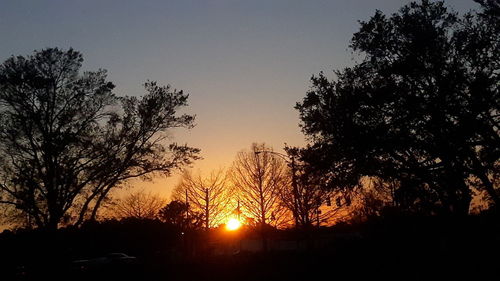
<box><xmin>0</xmin><ymin>0</ymin><xmax>479</xmax><ymax>199</ymax></box>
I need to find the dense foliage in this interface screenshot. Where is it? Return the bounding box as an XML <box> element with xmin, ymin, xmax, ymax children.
<box><xmin>296</xmin><ymin>1</ymin><xmax>499</xmax><ymax>215</ymax></box>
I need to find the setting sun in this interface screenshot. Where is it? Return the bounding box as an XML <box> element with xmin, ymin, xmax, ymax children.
<box><xmin>225</xmin><ymin>218</ymin><xmax>241</xmax><ymax>231</ymax></box>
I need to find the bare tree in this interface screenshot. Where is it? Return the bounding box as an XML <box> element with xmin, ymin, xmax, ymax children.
<box><xmin>230</xmin><ymin>143</ymin><xmax>291</xmax><ymax>229</ymax></box>
<box><xmin>112</xmin><ymin>190</ymin><xmax>167</xmax><ymax>220</ymax></box>
<box><xmin>172</xmin><ymin>169</ymin><xmax>232</xmax><ymax>229</ymax></box>
<box><xmin>0</xmin><ymin>48</ymin><xmax>199</xmax><ymax>230</ymax></box>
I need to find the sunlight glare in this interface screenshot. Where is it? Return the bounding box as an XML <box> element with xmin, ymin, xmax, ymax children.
<box><xmin>226</xmin><ymin>218</ymin><xmax>241</xmax><ymax>231</ymax></box>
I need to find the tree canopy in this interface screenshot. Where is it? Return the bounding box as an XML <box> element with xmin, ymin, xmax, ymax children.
<box><xmin>296</xmin><ymin>0</ymin><xmax>499</xmax><ymax>215</ymax></box>
<box><xmin>0</xmin><ymin>48</ymin><xmax>199</xmax><ymax>229</ymax></box>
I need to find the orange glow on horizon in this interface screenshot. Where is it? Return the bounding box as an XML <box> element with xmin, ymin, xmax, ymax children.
<box><xmin>225</xmin><ymin>218</ymin><xmax>242</xmax><ymax>231</ymax></box>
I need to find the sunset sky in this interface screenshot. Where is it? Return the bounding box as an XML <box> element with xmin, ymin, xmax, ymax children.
<box><xmin>0</xmin><ymin>0</ymin><xmax>479</xmax><ymax>199</ymax></box>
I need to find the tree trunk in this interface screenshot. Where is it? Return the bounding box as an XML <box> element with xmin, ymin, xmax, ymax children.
<box><xmin>46</xmin><ymin>215</ymin><xmax>60</xmax><ymax>231</ymax></box>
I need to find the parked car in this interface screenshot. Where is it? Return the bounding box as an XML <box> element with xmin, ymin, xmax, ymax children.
<box><xmin>72</xmin><ymin>253</ymin><xmax>137</xmax><ymax>271</ymax></box>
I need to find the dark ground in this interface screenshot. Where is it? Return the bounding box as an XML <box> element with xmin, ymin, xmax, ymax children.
<box><xmin>6</xmin><ymin>250</ymin><xmax>498</xmax><ymax>281</ymax></box>
<box><xmin>2</xmin><ymin>214</ymin><xmax>499</xmax><ymax>281</ymax></box>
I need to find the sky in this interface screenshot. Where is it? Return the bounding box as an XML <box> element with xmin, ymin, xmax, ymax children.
<box><xmin>0</xmin><ymin>0</ymin><xmax>479</xmax><ymax>200</ymax></box>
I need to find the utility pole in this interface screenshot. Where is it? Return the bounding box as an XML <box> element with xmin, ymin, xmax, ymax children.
<box><xmin>255</xmin><ymin>149</ymin><xmax>301</xmax><ymax>227</ymax></box>
<box><xmin>184</xmin><ymin>188</ymin><xmax>190</xmax><ymax>257</ymax></box>
<box><xmin>205</xmin><ymin>188</ymin><xmax>209</xmax><ymax>230</ymax></box>
<box><xmin>316</xmin><ymin>208</ymin><xmax>321</xmax><ymax>228</ymax></box>
<box><xmin>290</xmin><ymin>155</ymin><xmax>300</xmax><ymax>228</ymax></box>
<box><xmin>185</xmin><ymin>189</ymin><xmax>189</xmax><ymax>224</ymax></box>
<box><xmin>254</xmin><ymin>150</ymin><xmax>268</xmax><ymax>252</ymax></box>
<box><xmin>237</xmin><ymin>199</ymin><xmax>241</xmax><ymax>221</ymax></box>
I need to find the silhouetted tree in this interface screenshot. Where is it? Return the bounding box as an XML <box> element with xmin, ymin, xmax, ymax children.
<box><xmin>280</xmin><ymin>147</ymin><xmax>344</xmax><ymax>228</ymax></box>
<box><xmin>296</xmin><ymin>1</ymin><xmax>499</xmax><ymax>215</ymax></box>
<box><xmin>172</xmin><ymin>169</ymin><xmax>232</xmax><ymax>229</ymax></box>
<box><xmin>231</xmin><ymin>143</ymin><xmax>291</xmax><ymax>229</ymax></box>
<box><xmin>0</xmin><ymin>48</ymin><xmax>199</xmax><ymax>230</ymax></box>
<box><xmin>112</xmin><ymin>190</ymin><xmax>167</xmax><ymax>220</ymax></box>
<box><xmin>158</xmin><ymin>200</ymin><xmax>203</xmax><ymax>230</ymax></box>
